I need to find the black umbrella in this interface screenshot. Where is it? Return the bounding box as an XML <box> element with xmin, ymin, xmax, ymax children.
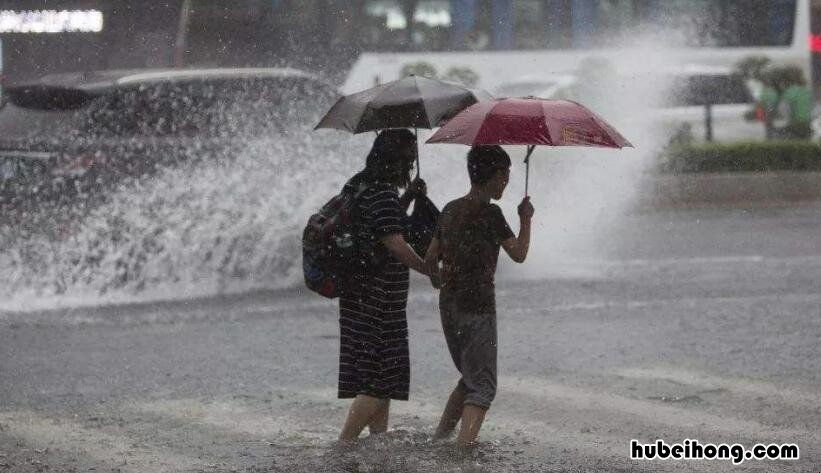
<box><xmin>316</xmin><ymin>75</ymin><xmax>492</xmax><ymax>133</ymax></box>
<box><xmin>315</xmin><ymin>76</ymin><xmax>492</xmax><ymax>175</ymax></box>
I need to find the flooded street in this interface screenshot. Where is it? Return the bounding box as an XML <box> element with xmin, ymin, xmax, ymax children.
<box><xmin>3</xmin><ymin>1</ymin><xmax>820</xmax><ymax>472</ymax></box>
<box><xmin>2</xmin><ymin>204</ymin><xmax>820</xmax><ymax>472</ymax></box>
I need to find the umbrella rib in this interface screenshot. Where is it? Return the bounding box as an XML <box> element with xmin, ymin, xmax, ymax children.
<box><xmin>469</xmin><ymin>103</ymin><xmax>499</xmax><ymax>145</ymax></box>
<box><xmin>376</xmin><ymin>77</ymin><xmax>427</xmax><ymax>129</ymax></box>
<box><xmin>415</xmin><ymin>76</ymin><xmax>449</xmax><ymax>129</ymax></box>
<box><xmin>415</xmin><ymin>78</ymin><xmax>435</xmax><ymax>129</ymax></box>
<box><xmin>348</xmin><ymin>83</ymin><xmax>392</xmax><ymax>133</ymax></box>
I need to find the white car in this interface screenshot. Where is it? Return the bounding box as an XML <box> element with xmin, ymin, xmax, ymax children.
<box><xmin>654</xmin><ymin>69</ymin><xmax>764</xmax><ymax>143</ymax></box>
<box><xmin>494</xmin><ymin>67</ymin><xmax>765</xmax><ymax>143</ymax></box>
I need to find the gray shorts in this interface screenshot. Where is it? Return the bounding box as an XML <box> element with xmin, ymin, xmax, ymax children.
<box><xmin>439</xmin><ymin>290</ymin><xmax>497</xmax><ymax>409</ymax></box>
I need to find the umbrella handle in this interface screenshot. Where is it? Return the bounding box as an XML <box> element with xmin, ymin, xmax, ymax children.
<box><xmin>524</xmin><ymin>145</ymin><xmax>535</xmax><ymax>197</ymax></box>
<box><xmin>414</xmin><ymin>127</ymin><xmax>421</xmax><ymax>179</ymax></box>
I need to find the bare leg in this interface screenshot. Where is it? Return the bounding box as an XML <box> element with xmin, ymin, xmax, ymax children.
<box><xmin>456</xmin><ymin>404</ymin><xmax>487</xmax><ymax>448</ymax></box>
<box><xmin>340</xmin><ymin>394</ymin><xmax>389</xmax><ymax>441</ymax></box>
<box><xmin>368</xmin><ymin>399</ymin><xmax>390</xmax><ymax>434</ymax></box>
<box><xmin>434</xmin><ymin>383</ymin><xmax>466</xmax><ymax>439</ymax></box>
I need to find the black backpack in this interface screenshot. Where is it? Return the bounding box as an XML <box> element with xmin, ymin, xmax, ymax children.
<box><xmin>302</xmin><ymin>181</ymin><xmax>368</xmax><ymax>298</ymax></box>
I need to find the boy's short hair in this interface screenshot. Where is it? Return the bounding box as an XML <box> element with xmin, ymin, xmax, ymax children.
<box><xmin>467</xmin><ymin>145</ymin><xmax>511</xmax><ymax>185</ymax></box>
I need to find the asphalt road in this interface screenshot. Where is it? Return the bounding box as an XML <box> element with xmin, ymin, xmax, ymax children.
<box><xmin>1</xmin><ymin>204</ymin><xmax>820</xmax><ymax>472</ymax></box>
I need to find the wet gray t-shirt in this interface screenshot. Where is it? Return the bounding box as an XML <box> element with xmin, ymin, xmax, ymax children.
<box><xmin>434</xmin><ymin>197</ymin><xmax>514</xmax><ymax>313</ymax></box>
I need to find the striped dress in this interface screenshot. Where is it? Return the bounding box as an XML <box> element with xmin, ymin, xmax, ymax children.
<box><xmin>338</xmin><ymin>182</ymin><xmax>411</xmax><ymax>400</ymax></box>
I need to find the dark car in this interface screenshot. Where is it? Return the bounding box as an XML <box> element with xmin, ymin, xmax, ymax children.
<box><xmin>0</xmin><ymin>68</ymin><xmax>338</xmax><ymax>208</ymax></box>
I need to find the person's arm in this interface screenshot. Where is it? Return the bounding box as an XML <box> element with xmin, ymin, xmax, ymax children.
<box><xmin>424</xmin><ymin>236</ymin><xmax>442</xmax><ymax>288</ymax></box>
<box><xmin>380</xmin><ymin>233</ymin><xmax>427</xmax><ymax>275</ymax></box>
<box><xmin>501</xmin><ymin>197</ymin><xmax>534</xmax><ymax>264</ymax></box>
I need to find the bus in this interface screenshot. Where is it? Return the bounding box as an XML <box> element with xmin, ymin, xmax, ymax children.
<box><xmin>343</xmin><ymin>0</ymin><xmax>812</xmax><ymax>94</ymax></box>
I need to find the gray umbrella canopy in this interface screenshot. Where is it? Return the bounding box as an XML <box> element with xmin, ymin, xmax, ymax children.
<box><xmin>315</xmin><ymin>76</ymin><xmax>492</xmax><ymax>134</ymax></box>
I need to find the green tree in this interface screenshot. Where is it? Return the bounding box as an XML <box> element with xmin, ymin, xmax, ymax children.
<box><xmin>735</xmin><ymin>55</ymin><xmax>772</xmax><ymax>81</ymax></box>
<box><xmin>399</xmin><ymin>61</ymin><xmax>438</xmax><ymax>79</ymax></box>
<box><xmin>442</xmin><ymin>67</ymin><xmax>480</xmax><ymax>87</ymax></box>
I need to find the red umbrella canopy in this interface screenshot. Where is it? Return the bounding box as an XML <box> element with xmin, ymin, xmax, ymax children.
<box><xmin>426</xmin><ymin>98</ymin><xmax>633</xmax><ymax>148</ymax></box>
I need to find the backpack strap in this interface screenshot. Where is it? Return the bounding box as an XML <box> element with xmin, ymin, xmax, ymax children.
<box><xmin>354</xmin><ymin>182</ymin><xmax>369</xmax><ymax>199</ymax></box>
<box><xmin>343</xmin><ymin>178</ymin><xmax>370</xmax><ymax>200</ymax></box>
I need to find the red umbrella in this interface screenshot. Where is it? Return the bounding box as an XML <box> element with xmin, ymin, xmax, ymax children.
<box><xmin>426</xmin><ymin>98</ymin><xmax>633</xmax><ymax>195</ymax></box>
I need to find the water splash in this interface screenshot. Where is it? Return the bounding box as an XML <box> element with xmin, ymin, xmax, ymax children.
<box><xmin>0</xmin><ymin>129</ymin><xmax>372</xmax><ymax>311</ymax></box>
<box><xmin>0</xmin><ymin>47</ymin><xmax>677</xmax><ymax>311</ymax></box>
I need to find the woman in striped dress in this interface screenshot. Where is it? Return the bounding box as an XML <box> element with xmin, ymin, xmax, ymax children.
<box><xmin>339</xmin><ymin>129</ymin><xmax>429</xmax><ymax>441</ymax></box>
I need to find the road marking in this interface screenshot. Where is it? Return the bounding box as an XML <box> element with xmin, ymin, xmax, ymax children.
<box><xmin>500</xmin><ymin>376</ymin><xmax>814</xmax><ymax>443</ymax></box>
<box><xmin>606</xmin><ymin>255</ymin><xmax>766</xmax><ymax>267</ymax></box>
<box><xmin>508</xmin><ymin>254</ymin><xmax>821</xmax><ymax>278</ymax></box>
<box><xmin>138</xmin><ymin>398</ymin><xmax>335</xmax><ymax>443</ymax></box>
<box><xmin>608</xmin><ymin>254</ymin><xmax>821</xmax><ymax>268</ymax></box>
<box><xmin>0</xmin><ymin>411</ymin><xmax>202</xmax><ymax>473</ymax></box>
<box><xmin>614</xmin><ymin>366</ymin><xmax>821</xmax><ymax>408</ymax></box>
<box><xmin>507</xmin><ymin>292</ymin><xmax>821</xmax><ymax>315</ymax></box>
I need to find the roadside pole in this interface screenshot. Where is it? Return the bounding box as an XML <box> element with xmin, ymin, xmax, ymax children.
<box><xmin>174</xmin><ymin>0</ymin><xmax>192</xmax><ymax>68</ymax></box>
<box><xmin>704</xmin><ymin>102</ymin><xmax>713</xmax><ymax>142</ymax></box>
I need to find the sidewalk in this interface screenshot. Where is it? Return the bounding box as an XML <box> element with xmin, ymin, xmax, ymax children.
<box><xmin>637</xmin><ymin>171</ymin><xmax>821</xmax><ymax>208</ymax></box>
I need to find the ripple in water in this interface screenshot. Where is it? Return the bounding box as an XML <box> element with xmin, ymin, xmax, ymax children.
<box><xmin>271</xmin><ymin>429</ymin><xmax>540</xmax><ymax>473</ymax></box>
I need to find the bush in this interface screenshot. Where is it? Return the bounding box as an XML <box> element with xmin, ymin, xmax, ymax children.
<box><xmin>442</xmin><ymin>67</ymin><xmax>480</xmax><ymax>87</ymax></box>
<box><xmin>399</xmin><ymin>62</ymin><xmax>438</xmax><ymax>79</ymax></box>
<box><xmin>659</xmin><ymin>141</ymin><xmax>821</xmax><ymax>173</ymax></box>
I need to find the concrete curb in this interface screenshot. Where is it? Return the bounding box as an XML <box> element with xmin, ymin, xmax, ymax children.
<box><xmin>637</xmin><ymin>171</ymin><xmax>821</xmax><ymax>208</ymax></box>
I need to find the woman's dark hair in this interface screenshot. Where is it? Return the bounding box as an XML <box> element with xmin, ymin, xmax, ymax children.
<box><xmin>364</xmin><ymin>129</ymin><xmax>417</xmax><ymax>188</ymax></box>
<box><xmin>467</xmin><ymin>145</ymin><xmax>511</xmax><ymax>185</ymax></box>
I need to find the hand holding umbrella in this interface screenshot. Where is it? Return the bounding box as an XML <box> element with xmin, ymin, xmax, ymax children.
<box><xmin>518</xmin><ymin>196</ymin><xmax>535</xmax><ymax>219</ymax></box>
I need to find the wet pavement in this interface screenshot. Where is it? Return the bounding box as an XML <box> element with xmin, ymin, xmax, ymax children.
<box><xmin>1</xmin><ymin>204</ymin><xmax>820</xmax><ymax>472</ymax></box>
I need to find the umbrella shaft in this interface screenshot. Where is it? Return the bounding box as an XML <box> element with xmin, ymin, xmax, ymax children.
<box><xmin>525</xmin><ymin>160</ymin><xmax>529</xmax><ymax>196</ymax></box>
<box><xmin>524</xmin><ymin>145</ymin><xmax>535</xmax><ymax>197</ymax></box>
<box><xmin>414</xmin><ymin>128</ymin><xmax>421</xmax><ymax>178</ymax></box>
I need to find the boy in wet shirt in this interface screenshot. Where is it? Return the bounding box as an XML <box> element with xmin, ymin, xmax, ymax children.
<box><xmin>424</xmin><ymin>145</ymin><xmax>534</xmax><ymax>448</ymax></box>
